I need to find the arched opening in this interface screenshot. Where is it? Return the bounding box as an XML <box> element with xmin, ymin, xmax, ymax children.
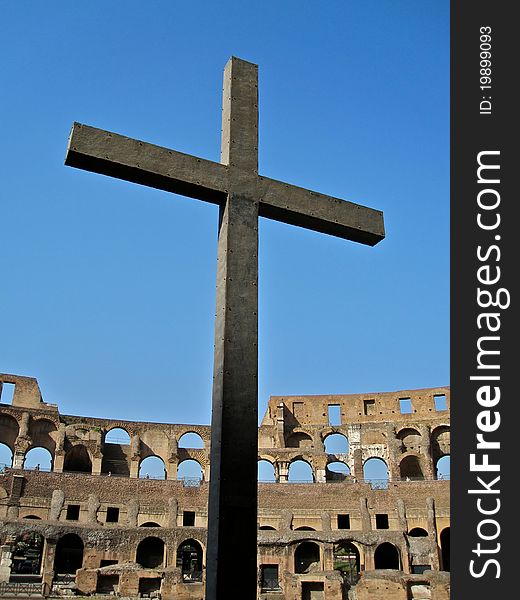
<box><xmin>294</xmin><ymin>526</ymin><xmax>315</xmax><ymax>531</ymax></box>
<box><xmin>259</xmin><ymin>525</ymin><xmax>276</xmax><ymax>530</ymax></box>
<box><xmin>28</xmin><ymin>419</ymin><xmax>57</xmax><ymax>455</ymax></box>
<box><xmin>0</xmin><ymin>442</ymin><xmax>13</xmax><ymax>469</ymax></box>
<box><xmin>136</xmin><ymin>537</ymin><xmax>165</xmax><ymax>569</ymax></box>
<box><xmin>440</xmin><ymin>527</ymin><xmax>450</xmax><ymax>571</ymax></box>
<box><xmin>11</xmin><ymin>532</ymin><xmax>44</xmax><ymax>575</ymax></box>
<box><xmin>399</xmin><ymin>455</ymin><xmax>424</xmax><ymax>480</ymax></box>
<box><xmin>333</xmin><ymin>542</ymin><xmax>360</xmax><ymax>585</ymax></box>
<box><xmin>258</xmin><ymin>459</ymin><xmax>276</xmax><ymax>482</ymax></box>
<box><xmin>178</xmin><ymin>432</ymin><xmax>204</xmax><ymax>449</ymax></box>
<box><xmin>374</xmin><ymin>542</ymin><xmax>400</xmax><ymax>570</ymax></box>
<box><xmin>435</xmin><ymin>455</ymin><xmax>450</xmax><ymax>480</ymax></box>
<box><xmin>177</xmin><ymin>459</ymin><xmax>203</xmax><ymax>481</ymax></box>
<box><xmin>139</xmin><ymin>456</ymin><xmax>166</xmax><ymax>479</ymax></box>
<box><xmin>324</xmin><ymin>433</ymin><xmax>349</xmax><ymax>454</ymax></box>
<box><xmin>177</xmin><ymin>539</ymin><xmax>203</xmax><ymax>582</ymax></box>
<box><xmin>105</xmin><ymin>428</ymin><xmax>131</xmax><ymax>445</ymax></box>
<box><xmin>326</xmin><ymin>461</ymin><xmax>350</xmax><ymax>482</ymax></box>
<box><xmin>0</xmin><ymin>414</ymin><xmax>19</xmax><ymax>450</ymax></box>
<box><xmin>397</xmin><ymin>428</ymin><xmax>422</xmax><ymax>453</ymax></box>
<box><xmin>55</xmin><ymin>534</ymin><xmax>84</xmax><ymax>574</ymax></box>
<box><xmin>23</xmin><ymin>515</ymin><xmax>42</xmax><ymax>520</ymax></box>
<box><xmin>294</xmin><ymin>542</ymin><xmax>320</xmax><ymax>574</ymax></box>
<box><xmin>363</xmin><ymin>457</ymin><xmax>389</xmax><ymax>488</ymax></box>
<box><xmin>140</xmin><ymin>522</ymin><xmax>161</xmax><ymax>527</ymax></box>
<box><xmin>24</xmin><ymin>447</ymin><xmax>53</xmax><ymax>471</ymax></box>
<box><xmin>286</xmin><ymin>432</ymin><xmax>313</xmax><ymax>449</ymax></box>
<box><xmin>63</xmin><ymin>445</ymin><xmax>92</xmax><ymax>474</ymax></box>
<box><xmin>288</xmin><ymin>460</ymin><xmax>314</xmax><ymax>483</ymax></box>
<box><xmin>408</xmin><ymin>527</ymin><xmax>428</xmax><ymax>537</ymax></box>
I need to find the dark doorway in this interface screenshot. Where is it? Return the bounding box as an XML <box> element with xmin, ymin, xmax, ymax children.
<box><xmin>11</xmin><ymin>533</ymin><xmax>44</xmax><ymax>575</ymax></box>
<box><xmin>63</xmin><ymin>445</ymin><xmax>92</xmax><ymax>473</ymax></box>
<box><xmin>176</xmin><ymin>539</ymin><xmax>203</xmax><ymax>582</ymax></box>
<box><xmin>374</xmin><ymin>542</ymin><xmax>400</xmax><ymax>570</ymax></box>
<box><xmin>54</xmin><ymin>534</ymin><xmax>84</xmax><ymax>574</ymax></box>
<box><xmin>333</xmin><ymin>542</ymin><xmax>360</xmax><ymax>585</ymax></box>
<box><xmin>294</xmin><ymin>542</ymin><xmax>320</xmax><ymax>574</ymax></box>
<box><xmin>136</xmin><ymin>537</ymin><xmax>164</xmax><ymax>569</ymax></box>
<box><xmin>301</xmin><ymin>581</ymin><xmax>324</xmax><ymax>600</ymax></box>
<box><xmin>440</xmin><ymin>527</ymin><xmax>450</xmax><ymax>571</ymax></box>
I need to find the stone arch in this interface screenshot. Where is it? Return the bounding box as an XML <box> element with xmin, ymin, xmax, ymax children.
<box><xmin>333</xmin><ymin>541</ymin><xmax>360</xmax><ymax>584</ymax></box>
<box><xmin>28</xmin><ymin>418</ymin><xmax>57</xmax><ymax>454</ymax></box>
<box><xmin>363</xmin><ymin>457</ymin><xmax>389</xmax><ymax>487</ymax></box>
<box><xmin>105</xmin><ymin>427</ymin><xmax>131</xmax><ymax>445</ymax></box>
<box><xmin>435</xmin><ymin>454</ymin><xmax>450</xmax><ymax>479</ymax></box>
<box><xmin>440</xmin><ymin>527</ymin><xmax>450</xmax><ymax>571</ymax></box>
<box><xmin>178</xmin><ymin>432</ymin><xmax>204</xmax><ymax>449</ymax></box>
<box><xmin>136</xmin><ymin>537</ymin><xmax>165</xmax><ymax>569</ymax></box>
<box><xmin>0</xmin><ymin>441</ymin><xmax>13</xmax><ymax>469</ymax></box>
<box><xmin>294</xmin><ymin>541</ymin><xmax>321</xmax><ymax>573</ymax></box>
<box><xmin>326</xmin><ymin>460</ymin><xmax>350</xmax><ymax>482</ymax></box>
<box><xmin>177</xmin><ymin>459</ymin><xmax>203</xmax><ymax>481</ymax></box>
<box><xmin>139</xmin><ymin>455</ymin><xmax>167</xmax><ymax>479</ymax></box>
<box><xmin>399</xmin><ymin>455</ymin><xmax>424</xmax><ymax>480</ymax></box>
<box><xmin>258</xmin><ymin>459</ymin><xmax>277</xmax><ymax>482</ymax></box>
<box><xmin>286</xmin><ymin>431</ymin><xmax>313</xmax><ymax>449</ymax></box>
<box><xmin>431</xmin><ymin>425</ymin><xmax>450</xmax><ymax>460</ymax></box>
<box><xmin>323</xmin><ymin>432</ymin><xmax>349</xmax><ymax>454</ymax></box>
<box><xmin>63</xmin><ymin>444</ymin><xmax>92</xmax><ymax>473</ymax></box>
<box><xmin>0</xmin><ymin>413</ymin><xmax>19</xmax><ymax>450</ymax></box>
<box><xmin>55</xmin><ymin>533</ymin><xmax>84</xmax><ymax>574</ymax></box>
<box><xmin>374</xmin><ymin>542</ymin><xmax>400</xmax><ymax>570</ymax></box>
<box><xmin>24</xmin><ymin>446</ymin><xmax>54</xmax><ymax>471</ymax></box>
<box><xmin>177</xmin><ymin>539</ymin><xmax>203</xmax><ymax>582</ymax></box>
<box><xmin>259</xmin><ymin>525</ymin><xmax>276</xmax><ymax>530</ymax></box>
<box><xmin>294</xmin><ymin>526</ymin><xmax>315</xmax><ymax>531</ymax></box>
<box><xmin>140</xmin><ymin>522</ymin><xmax>161</xmax><ymax>527</ymax></box>
<box><xmin>288</xmin><ymin>459</ymin><xmax>314</xmax><ymax>483</ymax></box>
<box><xmin>396</xmin><ymin>427</ymin><xmax>422</xmax><ymax>453</ymax></box>
<box><xmin>11</xmin><ymin>532</ymin><xmax>45</xmax><ymax>575</ymax></box>
<box><xmin>22</xmin><ymin>515</ymin><xmax>42</xmax><ymax>520</ymax></box>
<box><xmin>408</xmin><ymin>527</ymin><xmax>428</xmax><ymax>537</ymax></box>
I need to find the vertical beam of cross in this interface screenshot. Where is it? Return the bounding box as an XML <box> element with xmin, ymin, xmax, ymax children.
<box><xmin>207</xmin><ymin>59</ymin><xmax>259</xmax><ymax>600</ymax></box>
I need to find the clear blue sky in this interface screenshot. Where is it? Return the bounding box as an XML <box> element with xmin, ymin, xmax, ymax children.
<box><xmin>1</xmin><ymin>1</ymin><xmax>449</xmax><ymax>426</ymax></box>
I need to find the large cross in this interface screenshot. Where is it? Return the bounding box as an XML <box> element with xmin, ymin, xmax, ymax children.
<box><xmin>65</xmin><ymin>57</ymin><xmax>384</xmax><ymax>599</ymax></box>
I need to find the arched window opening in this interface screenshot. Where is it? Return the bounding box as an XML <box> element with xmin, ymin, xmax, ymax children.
<box><xmin>259</xmin><ymin>525</ymin><xmax>276</xmax><ymax>530</ymax></box>
<box><xmin>28</xmin><ymin>419</ymin><xmax>57</xmax><ymax>454</ymax></box>
<box><xmin>258</xmin><ymin>459</ymin><xmax>276</xmax><ymax>482</ymax></box>
<box><xmin>432</xmin><ymin>426</ymin><xmax>450</xmax><ymax>459</ymax></box>
<box><xmin>178</xmin><ymin>432</ymin><xmax>204</xmax><ymax>449</ymax></box>
<box><xmin>177</xmin><ymin>459</ymin><xmax>203</xmax><ymax>482</ymax></box>
<box><xmin>0</xmin><ymin>414</ymin><xmax>19</xmax><ymax>449</ymax></box>
<box><xmin>333</xmin><ymin>542</ymin><xmax>360</xmax><ymax>585</ymax></box>
<box><xmin>397</xmin><ymin>428</ymin><xmax>422</xmax><ymax>453</ymax></box>
<box><xmin>435</xmin><ymin>455</ymin><xmax>450</xmax><ymax>480</ymax></box>
<box><xmin>326</xmin><ymin>461</ymin><xmax>350</xmax><ymax>482</ymax></box>
<box><xmin>11</xmin><ymin>532</ymin><xmax>44</xmax><ymax>575</ymax></box>
<box><xmin>139</xmin><ymin>456</ymin><xmax>167</xmax><ymax>480</ymax></box>
<box><xmin>399</xmin><ymin>455</ymin><xmax>424</xmax><ymax>480</ymax></box>
<box><xmin>23</xmin><ymin>515</ymin><xmax>42</xmax><ymax>520</ymax></box>
<box><xmin>363</xmin><ymin>457</ymin><xmax>389</xmax><ymax>489</ymax></box>
<box><xmin>105</xmin><ymin>428</ymin><xmax>131</xmax><ymax>445</ymax></box>
<box><xmin>177</xmin><ymin>539</ymin><xmax>203</xmax><ymax>582</ymax></box>
<box><xmin>286</xmin><ymin>432</ymin><xmax>313</xmax><ymax>449</ymax></box>
<box><xmin>324</xmin><ymin>433</ymin><xmax>349</xmax><ymax>455</ymax></box>
<box><xmin>294</xmin><ymin>526</ymin><xmax>315</xmax><ymax>531</ymax></box>
<box><xmin>55</xmin><ymin>534</ymin><xmax>84</xmax><ymax>574</ymax></box>
<box><xmin>140</xmin><ymin>522</ymin><xmax>161</xmax><ymax>527</ymax></box>
<box><xmin>288</xmin><ymin>460</ymin><xmax>314</xmax><ymax>483</ymax></box>
<box><xmin>24</xmin><ymin>447</ymin><xmax>53</xmax><ymax>471</ymax></box>
<box><xmin>136</xmin><ymin>537</ymin><xmax>165</xmax><ymax>569</ymax></box>
<box><xmin>408</xmin><ymin>527</ymin><xmax>428</xmax><ymax>537</ymax></box>
<box><xmin>294</xmin><ymin>542</ymin><xmax>320</xmax><ymax>574</ymax></box>
<box><xmin>374</xmin><ymin>542</ymin><xmax>400</xmax><ymax>570</ymax></box>
<box><xmin>440</xmin><ymin>528</ymin><xmax>450</xmax><ymax>572</ymax></box>
<box><xmin>0</xmin><ymin>442</ymin><xmax>13</xmax><ymax>470</ymax></box>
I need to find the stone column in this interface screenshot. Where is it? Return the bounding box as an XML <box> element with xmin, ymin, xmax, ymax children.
<box><xmin>360</xmin><ymin>497</ymin><xmax>372</xmax><ymax>532</ymax></box>
<box><xmin>397</xmin><ymin>498</ymin><xmax>408</xmax><ymax>532</ymax></box>
<box><xmin>0</xmin><ymin>545</ymin><xmax>13</xmax><ymax>583</ymax></box>
<box><xmin>419</xmin><ymin>425</ymin><xmax>435</xmax><ymax>478</ymax></box>
<box><xmin>49</xmin><ymin>489</ymin><xmax>65</xmax><ymax>521</ymax></box>
<box><xmin>427</xmin><ymin>497</ymin><xmax>440</xmax><ymax>570</ymax></box>
<box><xmin>277</xmin><ymin>461</ymin><xmax>289</xmax><ymax>483</ymax></box>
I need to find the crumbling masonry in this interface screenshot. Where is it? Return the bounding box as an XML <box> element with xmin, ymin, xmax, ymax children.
<box><xmin>0</xmin><ymin>373</ymin><xmax>450</xmax><ymax>600</ymax></box>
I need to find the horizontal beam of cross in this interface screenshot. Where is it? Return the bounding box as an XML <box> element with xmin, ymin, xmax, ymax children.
<box><xmin>66</xmin><ymin>123</ymin><xmax>385</xmax><ymax>246</ymax></box>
